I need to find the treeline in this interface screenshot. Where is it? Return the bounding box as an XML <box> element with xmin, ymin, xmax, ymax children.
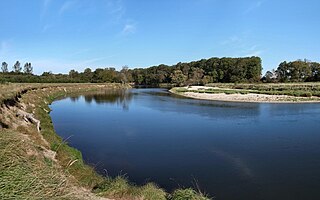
<box><xmin>5</xmin><ymin>57</ymin><xmax>320</xmax><ymax>85</ymax></box>
<box><xmin>262</xmin><ymin>59</ymin><xmax>320</xmax><ymax>83</ymax></box>
<box><xmin>130</xmin><ymin>57</ymin><xmax>262</xmax><ymax>86</ymax></box>
<box><xmin>2</xmin><ymin>61</ymin><xmax>33</xmax><ymax>74</ymax></box>
<box><xmin>2</xmin><ymin>57</ymin><xmax>320</xmax><ymax>85</ymax></box>
<box><xmin>0</xmin><ymin>67</ymin><xmax>124</xmax><ymax>83</ymax></box>
<box><xmin>0</xmin><ymin>57</ymin><xmax>262</xmax><ymax>85</ymax></box>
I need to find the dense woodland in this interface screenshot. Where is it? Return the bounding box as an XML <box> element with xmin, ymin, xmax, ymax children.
<box><xmin>1</xmin><ymin>57</ymin><xmax>320</xmax><ymax>85</ymax></box>
<box><xmin>262</xmin><ymin>59</ymin><xmax>320</xmax><ymax>83</ymax></box>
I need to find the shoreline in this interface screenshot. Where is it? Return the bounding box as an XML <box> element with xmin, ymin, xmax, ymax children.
<box><xmin>170</xmin><ymin>86</ymin><xmax>320</xmax><ymax>103</ymax></box>
<box><xmin>0</xmin><ymin>83</ymin><xmax>126</xmax><ymax>200</ymax></box>
<box><xmin>0</xmin><ymin>83</ymin><xmax>209</xmax><ymax>200</ymax></box>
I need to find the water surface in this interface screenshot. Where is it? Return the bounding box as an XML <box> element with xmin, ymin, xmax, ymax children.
<box><xmin>50</xmin><ymin>88</ymin><xmax>320</xmax><ymax>200</ymax></box>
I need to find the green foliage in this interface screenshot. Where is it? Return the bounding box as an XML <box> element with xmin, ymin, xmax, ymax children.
<box><xmin>140</xmin><ymin>183</ymin><xmax>167</xmax><ymax>200</ymax></box>
<box><xmin>93</xmin><ymin>176</ymin><xmax>131</xmax><ymax>197</ymax></box>
<box><xmin>170</xmin><ymin>188</ymin><xmax>209</xmax><ymax>200</ymax></box>
<box><xmin>1</xmin><ymin>57</ymin><xmax>262</xmax><ymax>85</ymax></box>
<box><xmin>171</xmin><ymin>70</ymin><xmax>187</xmax><ymax>86</ymax></box>
<box><xmin>13</xmin><ymin>61</ymin><xmax>22</xmax><ymax>73</ymax></box>
<box><xmin>310</xmin><ymin>62</ymin><xmax>320</xmax><ymax>81</ymax></box>
<box><xmin>263</xmin><ymin>59</ymin><xmax>320</xmax><ymax>83</ymax></box>
<box><xmin>93</xmin><ymin>176</ymin><xmax>167</xmax><ymax>200</ymax></box>
<box><xmin>23</xmin><ymin>62</ymin><xmax>33</xmax><ymax>74</ymax></box>
<box><xmin>130</xmin><ymin>56</ymin><xmax>262</xmax><ymax>86</ymax></box>
<box><xmin>3</xmin><ymin>58</ymin><xmax>320</xmax><ymax>85</ymax></box>
<box><xmin>0</xmin><ymin>130</ymin><xmax>71</xmax><ymax>199</ymax></box>
<box><xmin>1</xmin><ymin>62</ymin><xmax>8</xmax><ymax>73</ymax></box>
<box><xmin>174</xmin><ymin>88</ymin><xmax>189</xmax><ymax>93</ymax></box>
<box><xmin>276</xmin><ymin>60</ymin><xmax>312</xmax><ymax>82</ymax></box>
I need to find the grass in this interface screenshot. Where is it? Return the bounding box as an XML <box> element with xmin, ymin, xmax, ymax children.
<box><xmin>0</xmin><ymin>130</ymin><xmax>73</xmax><ymax>200</ymax></box>
<box><xmin>205</xmin><ymin>82</ymin><xmax>320</xmax><ymax>97</ymax></box>
<box><xmin>0</xmin><ymin>83</ymin><xmax>210</xmax><ymax>200</ymax></box>
<box><xmin>93</xmin><ymin>176</ymin><xmax>168</xmax><ymax>200</ymax></box>
<box><xmin>170</xmin><ymin>188</ymin><xmax>209</xmax><ymax>200</ymax></box>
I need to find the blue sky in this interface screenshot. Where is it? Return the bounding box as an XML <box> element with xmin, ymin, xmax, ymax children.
<box><xmin>0</xmin><ymin>0</ymin><xmax>319</xmax><ymax>74</ymax></box>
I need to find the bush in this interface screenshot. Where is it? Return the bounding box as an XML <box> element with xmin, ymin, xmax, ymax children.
<box><xmin>303</xmin><ymin>92</ymin><xmax>312</xmax><ymax>97</ymax></box>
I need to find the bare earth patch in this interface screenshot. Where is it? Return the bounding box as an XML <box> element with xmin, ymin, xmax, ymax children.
<box><xmin>183</xmin><ymin>92</ymin><xmax>294</xmax><ymax>103</ymax></box>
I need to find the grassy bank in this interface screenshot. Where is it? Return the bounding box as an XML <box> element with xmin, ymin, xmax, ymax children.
<box><xmin>0</xmin><ymin>83</ymin><xmax>209</xmax><ymax>200</ymax></box>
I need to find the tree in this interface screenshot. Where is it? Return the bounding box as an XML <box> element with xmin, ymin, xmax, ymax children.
<box><xmin>83</xmin><ymin>68</ymin><xmax>93</xmax><ymax>82</ymax></box>
<box><xmin>245</xmin><ymin>57</ymin><xmax>262</xmax><ymax>82</ymax></box>
<box><xmin>13</xmin><ymin>61</ymin><xmax>22</xmax><ymax>73</ymax></box>
<box><xmin>132</xmin><ymin>69</ymin><xmax>145</xmax><ymax>85</ymax></box>
<box><xmin>1</xmin><ymin>62</ymin><xmax>8</xmax><ymax>73</ymax></box>
<box><xmin>276</xmin><ymin>61</ymin><xmax>289</xmax><ymax>82</ymax></box>
<box><xmin>42</xmin><ymin>71</ymin><xmax>53</xmax><ymax>76</ymax></box>
<box><xmin>289</xmin><ymin>61</ymin><xmax>311</xmax><ymax>82</ymax></box>
<box><xmin>69</xmin><ymin>69</ymin><xmax>79</xmax><ymax>79</ymax></box>
<box><xmin>24</xmin><ymin>62</ymin><xmax>33</xmax><ymax>74</ymax></box>
<box><xmin>101</xmin><ymin>68</ymin><xmax>119</xmax><ymax>82</ymax></box>
<box><xmin>120</xmin><ymin>66</ymin><xmax>130</xmax><ymax>84</ymax></box>
<box><xmin>310</xmin><ymin>62</ymin><xmax>320</xmax><ymax>81</ymax></box>
<box><xmin>127</xmin><ymin>57</ymin><xmax>263</xmax><ymax>85</ymax></box>
<box><xmin>84</xmin><ymin>68</ymin><xmax>92</xmax><ymax>74</ymax></box>
<box><xmin>201</xmin><ymin>75</ymin><xmax>213</xmax><ymax>85</ymax></box>
<box><xmin>91</xmin><ymin>68</ymin><xmax>120</xmax><ymax>83</ymax></box>
<box><xmin>262</xmin><ymin>70</ymin><xmax>278</xmax><ymax>83</ymax></box>
<box><xmin>276</xmin><ymin>60</ymin><xmax>312</xmax><ymax>82</ymax></box>
<box><xmin>189</xmin><ymin>67</ymin><xmax>204</xmax><ymax>85</ymax></box>
<box><xmin>170</xmin><ymin>70</ymin><xmax>187</xmax><ymax>86</ymax></box>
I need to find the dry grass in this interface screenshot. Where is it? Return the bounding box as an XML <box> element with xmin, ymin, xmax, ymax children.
<box><xmin>0</xmin><ymin>83</ymin><xmax>128</xmax><ymax>104</ymax></box>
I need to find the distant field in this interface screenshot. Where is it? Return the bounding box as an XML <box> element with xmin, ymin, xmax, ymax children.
<box><xmin>0</xmin><ymin>83</ymin><xmax>120</xmax><ymax>104</ymax></box>
<box><xmin>0</xmin><ymin>83</ymin><xmax>73</xmax><ymax>103</ymax></box>
<box><xmin>0</xmin><ymin>83</ymin><xmax>43</xmax><ymax>103</ymax></box>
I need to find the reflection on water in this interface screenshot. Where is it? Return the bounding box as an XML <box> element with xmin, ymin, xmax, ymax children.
<box><xmin>50</xmin><ymin>88</ymin><xmax>320</xmax><ymax>200</ymax></box>
<box><xmin>71</xmin><ymin>89</ymin><xmax>133</xmax><ymax>110</ymax></box>
<box><xmin>130</xmin><ymin>88</ymin><xmax>261</xmax><ymax>119</ymax></box>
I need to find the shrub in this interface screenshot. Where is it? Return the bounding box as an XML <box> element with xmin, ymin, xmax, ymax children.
<box><xmin>303</xmin><ymin>92</ymin><xmax>312</xmax><ymax>97</ymax></box>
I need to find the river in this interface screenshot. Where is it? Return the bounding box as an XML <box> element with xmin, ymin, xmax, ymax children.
<box><xmin>50</xmin><ymin>88</ymin><xmax>320</xmax><ymax>200</ymax></box>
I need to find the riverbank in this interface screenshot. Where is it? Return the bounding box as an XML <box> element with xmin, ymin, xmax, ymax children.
<box><xmin>170</xmin><ymin>84</ymin><xmax>320</xmax><ymax>103</ymax></box>
<box><xmin>0</xmin><ymin>83</ymin><xmax>209</xmax><ymax>200</ymax></box>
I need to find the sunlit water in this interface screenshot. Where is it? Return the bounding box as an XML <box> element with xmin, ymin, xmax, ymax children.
<box><xmin>50</xmin><ymin>88</ymin><xmax>320</xmax><ymax>200</ymax></box>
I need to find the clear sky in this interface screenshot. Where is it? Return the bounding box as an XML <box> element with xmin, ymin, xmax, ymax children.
<box><xmin>0</xmin><ymin>0</ymin><xmax>319</xmax><ymax>74</ymax></box>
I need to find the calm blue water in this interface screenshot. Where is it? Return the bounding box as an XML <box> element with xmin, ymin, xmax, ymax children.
<box><xmin>50</xmin><ymin>88</ymin><xmax>320</xmax><ymax>200</ymax></box>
